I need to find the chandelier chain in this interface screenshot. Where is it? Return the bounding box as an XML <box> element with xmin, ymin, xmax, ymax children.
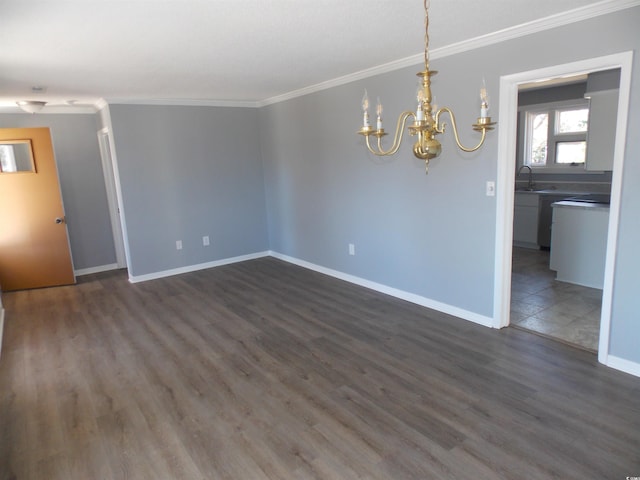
<box><xmin>424</xmin><ymin>0</ymin><xmax>430</xmax><ymax>70</ymax></box>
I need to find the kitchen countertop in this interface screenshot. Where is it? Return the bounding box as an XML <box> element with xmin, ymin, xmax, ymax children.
<box><xmin>551</xmin><ymin>200</ymin><xmax>610</xmax><ymax>211</ymax></box>
<box><xmin>515</xmin><ymin>189</ymin><xmax>593</xmax><ymax>196</ymax></box>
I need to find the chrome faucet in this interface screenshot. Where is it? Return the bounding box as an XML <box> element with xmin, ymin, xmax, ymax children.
<box><xmin>517</xmin><ymin>165</ymin><xmax>535</xmax><ymax>190</ymax></box>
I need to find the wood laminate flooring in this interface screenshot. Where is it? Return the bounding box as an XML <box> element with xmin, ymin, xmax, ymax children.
<box><xmin>1</xmin><ymin>257</ymin><xmax>639</xmax><ymax>479</ymax></box>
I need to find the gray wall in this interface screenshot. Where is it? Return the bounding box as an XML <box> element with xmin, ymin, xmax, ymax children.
<box><xmin>108</xmin><ymin>105</ymin><xmax>268</xmax><ymax>277</ymax></box>
<box><xmin>0</xmin><ymin>113</ymin><xmax>117</xmax><ymax>270</ymax></box>
<box><xmin>259</xmin><ymin>7</ymin><xmax>640</xmax><ymax>363</ymax></box>
<box><xmin>260</xmin><ymin>68</ymin><xmax>498</xmax><ymax>315</ymax></box>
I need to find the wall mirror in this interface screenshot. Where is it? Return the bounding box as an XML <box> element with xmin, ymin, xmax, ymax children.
<box><xmin>0</xmin><ymin>140</ymin><xmax>36</xmax><ymax>173</ymax></box>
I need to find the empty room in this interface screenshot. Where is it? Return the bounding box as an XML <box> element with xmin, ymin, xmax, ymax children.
<box><xmin>1</xmin><ymin>1</ymin><xmax>639</xmax><ymax>478</ymax></box>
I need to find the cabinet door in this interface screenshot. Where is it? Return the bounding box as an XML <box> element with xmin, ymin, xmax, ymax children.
<box><xmin>585</xmin><ymin>89</ymin><xmax>618</xmax><ymax>171</ymax></box>
<box><xmin>514</xmin><ymin>193</ymin><xmax>539</xmax><ymax>248</ymax></box>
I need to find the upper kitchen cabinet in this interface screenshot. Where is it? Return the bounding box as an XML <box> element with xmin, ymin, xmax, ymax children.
<box><xmin>585</xmin><ymin>89</ymin><xmax>619</xmax><ymax>171</ymax></box>
<box><xmin>584</xmin><ymin>69</ymin><xmax>621</xmax><ymax>172</ymax></box>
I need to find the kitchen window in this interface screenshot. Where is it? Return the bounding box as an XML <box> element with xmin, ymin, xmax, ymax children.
<box><xmin>520</xmin><ymin>100</ymin><xmax>589</xmax><ymax>171</ymax></box>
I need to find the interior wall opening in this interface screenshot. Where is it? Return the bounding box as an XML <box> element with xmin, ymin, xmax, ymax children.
<box><xmin>509</xmin><ymin>69</ymin><xmax>620</xmax><ymax>352</ymax></box>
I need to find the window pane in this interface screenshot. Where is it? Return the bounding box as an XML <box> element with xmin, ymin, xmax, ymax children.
<box><xmin>528</xmin><ymin>113</ymin><xmax>548</xmax><ymax>166</ymax></box>
<box><xmin>556</xmin><ymin>141</ymin><xmax>586</xmax><ymax>164</ymax></box>
<box><xmin>557</xmin><ymin>108</ymin><xmax>589</xmax><ymax>133</ymax></box>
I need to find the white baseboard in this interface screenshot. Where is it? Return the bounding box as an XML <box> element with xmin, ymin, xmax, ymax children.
<box><xmin>128</xmin><ymin>251</ymin><xmax>271</xmax><ymax>283</ymax></box>
<box><xmin>75</xmin><ymin>263</ymin><xmax>120</xmax><ymax>276</ymax></box>
<box><xmin>115</xmin><ymin>249</ymin><xmax>640</xmax><ymax>379</ymax></box>
<box><xmin>605</xmin><ymin>355</ymin><xmax>640</xmax><ymax>378</ymax></box>
<box><xmin>269</xmin><ymin>251</ymin><xmax>495</xmax><ymax>329</ymax></box>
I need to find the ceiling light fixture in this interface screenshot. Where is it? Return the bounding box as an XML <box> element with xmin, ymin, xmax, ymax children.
<box><xmin>16</xmin><ymin>100</ymin><xmax>47</xmax><ymax>114</ymax></box>
<box><xmin>357</xmin><ymin>0</ymin><xmax>496</xmax><ymax>173</ymax></box>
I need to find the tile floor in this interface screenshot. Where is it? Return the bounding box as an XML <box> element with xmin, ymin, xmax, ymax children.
<box><xmin>510</xmin><ymin>247</ymin><xmax>602</xmax><ymax>352</ymax></box>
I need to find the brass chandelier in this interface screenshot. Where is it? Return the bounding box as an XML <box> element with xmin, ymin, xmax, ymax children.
<box><xmin>357</xmin><ymin>0</ymin><xmax>496</xmax><ymax>172</ymax></box>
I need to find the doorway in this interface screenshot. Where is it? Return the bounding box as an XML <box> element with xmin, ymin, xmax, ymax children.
<box><xmin>493</xmin><ymin>51</ymin><xmax>633</xmax><ymax>366</ymax></box>
<box><xmin>508</xmin><ymin>72</ymin><xmax>617</xmax><ymax>352</ymax></box>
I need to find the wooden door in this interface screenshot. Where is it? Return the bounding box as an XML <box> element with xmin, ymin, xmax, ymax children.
<box><xmin>0</xmin><ymin>127</ymin><xmax>75</xmax><ymax>291</ymax></box>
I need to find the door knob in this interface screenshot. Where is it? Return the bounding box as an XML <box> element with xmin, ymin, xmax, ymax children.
<box><xmin>55</xmin><ymin>217</ymin><xmax>64</xmax><ymax>224</ymax></box>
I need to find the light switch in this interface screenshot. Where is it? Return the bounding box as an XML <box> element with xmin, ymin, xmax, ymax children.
<box><xmin>486</xmin><ymin>181</ymin><xmax>496</xmax><ymax>197</ymax></box>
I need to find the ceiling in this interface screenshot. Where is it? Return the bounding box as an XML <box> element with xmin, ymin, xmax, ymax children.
<box><xmin>0</xmin><ymin>0</ymin><xmax>624</xmax><ymax>110</ymax></box>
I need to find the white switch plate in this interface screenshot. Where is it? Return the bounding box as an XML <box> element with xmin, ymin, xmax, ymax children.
<box><xmin>348</xmin><ymin>243</ymin><xmax>355</xmax><ymax>256</ymax></box>
<box><xmin>176</xmin><ymin>240</ymin><xmax>183</xmax><ymax>250</ymax></box>
<box><xmin>203</xmin><ymin>236</ymin><xmax>210</xmax><ymax>246</ymax></box>
<box><xmin>486</xmin><ymin>181</ymin><xmax>496</xmax><ymax>197</ymax></box>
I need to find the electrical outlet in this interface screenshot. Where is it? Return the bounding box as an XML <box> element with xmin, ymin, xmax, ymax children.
<box><xmin>349</xmin><ymin>243</ymin><xmax>355</xmax><ymax>256</ymax></box>
<box><xmin>176</xmin><ymin>240</ymin><xmax>183</xmax><ymax>250</ymax></box>
<box><xmin>203</xmin><ymin>236</ymin><xmax>210</xmax><ymax>246</ymax></box>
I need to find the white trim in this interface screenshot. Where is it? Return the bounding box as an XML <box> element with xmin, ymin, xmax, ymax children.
<box><xmin>83</xmin><ymin>1</ymin><xmax>640</xmax><ymax>110</ymax></box>
<box><xmin>125</xmin><ymin>248</ymin><xmax>494</xmax><ymax>328</ymax></box>
<box><xmin>258</xmin><ymin>0</ymin><xmax>640</xmax><ymax>107</ymax></box>
<box><xmin>75</xmin><ymin>263</ymin><xmax>119</xmax><ymax>277</ymax></box>
<box><xmin>597</xmin><ymin>52</ymin><xmax>633</xmax><ymax>362</ymax></box>
<box><xmin>103</xmin><ymin>98</ymin><xmax>259</xmax><ymax>109</ymax></box>
<box><xmin>97</xmin><ymin>127</ymin><xmax>127</xmax><ymax>268</ymax></box>
<box><xmin>604</xmin><ymin>355</ymin><xmax>640</xmax><ymax>378</ymax></box>
<box><xmin>95</xmin><ymin>98</ymin><xmax>109</xmax><ymax>111</ymax></box>
<box><xmin>128</xmin><ymin>251</ymin><xmax>270</xmax><ymax>283</ymax></box>
<box><xmin>0</xmin><ymin>105</ymin><xmax>98</xmax><ymax>114</ymax></box>
<box><xmin>493</xmin><ymin>52</ymin><xmax>634</xmax><ymax>370</ymax></box>
<box><xmin>270</xmin><ymin>252</ymin><xmax>495</xmax><ymax>328</ymax></box>
<box><xmin>97</xmin><ymin>103</ymin><xmax>134</xmax><ymax>274</ymax></box>
<box><xmin>257</xmin><ymin>53</ymin><xmax>423</xmax><ymax>107</ymax></box>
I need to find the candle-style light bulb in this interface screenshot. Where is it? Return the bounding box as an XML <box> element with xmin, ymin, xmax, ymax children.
<box><xmin>480</xmin><ymin>78</ymin><xmax>489</xmax><ymax>118</ymax></box>
<box><xmin>362</xmin><ymin>89</ymin><xmax>370</xmax><ymax>127</ymax></box>
<box><xmin>416</xmin><ymin>87</ymin><xmax>426</xmax><ymax>121</ymax></box>
<box><xmin>376</xmin><ymin>97</ymin><xmax>383</xmax><ymax>130</ymax></box>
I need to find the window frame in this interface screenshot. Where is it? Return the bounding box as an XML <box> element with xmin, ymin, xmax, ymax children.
<box><xmin>518</xmin><ymin>99</ymin><xmax>592</xmax><ymax>173</ymax></box>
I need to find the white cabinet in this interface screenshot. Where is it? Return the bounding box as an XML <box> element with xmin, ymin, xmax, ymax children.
<box><xmin>585</xmin><ymin>89</ymin><xmax>618</xmax><ymax>171</ymax></box>
<box><xmin>513</xmin><ymin>193</ymin><xmax>539</xmax><ymax>249</ymax></box>
<box><xmin>550</xmin><ymin>202</ymin><xmax>609</xmax><ymax>289</ymax></box>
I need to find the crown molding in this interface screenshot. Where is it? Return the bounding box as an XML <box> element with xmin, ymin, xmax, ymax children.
<box><xmin>14</xmin><ymin>0</ymin><xmax>634</xmax><ymax>112</ymax></box>
<box><xmin>95</xmin><ymin>98</ymin><xmax>109</xmax><ymax>111</ymax></box>
<box><xmin>258</xmin><ymin>0</ymin><xmax>640</xmax><ymax>107</ymax></box>
<box><xmin>102</xmin><ymin>98</ymin><xmax>259</xmax><ymax>109</ymax></box>
<box><xmin>0</xmin><ymin>105</ymin><xmax>98</xmax><ymax>114</ymax></box>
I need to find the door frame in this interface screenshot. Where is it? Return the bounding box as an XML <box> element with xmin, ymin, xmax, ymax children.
<box><xmin>492</xmin><ymin>51</ymin><xmax>634</xmax><ymax>366</ymax></box>
<box><xmin>97</xmin><ymin>127</ymin><xmax>127</xmax><ymax>268</ymax></box>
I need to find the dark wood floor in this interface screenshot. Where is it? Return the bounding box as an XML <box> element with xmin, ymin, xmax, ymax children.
<box><xmin>1</xmin><ymin>257</ymin><xmax>639</xmax><ymax>479</ymax></box>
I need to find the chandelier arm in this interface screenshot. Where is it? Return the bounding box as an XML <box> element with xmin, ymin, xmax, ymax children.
<box><xmin>364</xmin><ymin>111</ymin><xmax>415</xmax><ymax>156</ymax></box>
<box><xmin>435</xmin><ymin>107</ymin><xmax>488</xmax><ymax>153</ymax></box>
<box><xmin>383</xmin><ymin>111</ymin><xmax>416</xmax><ymax>155</ymax></box>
